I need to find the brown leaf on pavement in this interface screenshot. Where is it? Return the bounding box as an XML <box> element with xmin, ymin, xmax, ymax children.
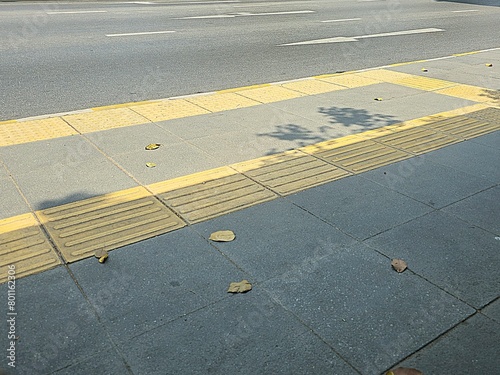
<box><xmin>145</xmin><ymin>143</ymin><xmax>161</xmax><ymax>150</ymax></box>
<box><xmin>94</xmin><ymin>249</ymin><xmax>108</xmax><ymax>264</ymax></box>
<box><xmin>209</xmin><ymin>230</ymin><xmax>236</xmax><ymax>242</ymax></box>
<box><xmin>227</xmin><ymin>280</ymin><xmax>252</xmax><ymax>293</ymax></box>
<box><xmin>145</xmin><ymin>162</ymin><xmax>156</xmax><ymax>168</ymax></box>
<box><xmin>386</xmin><ymin>367</ymin><xmax>423</xmax><ymax>375</ymax></box>
<box><xmin>391</xmin><ymin>258</ymin><xmax>407</xmax><ymax>273</ymax></box>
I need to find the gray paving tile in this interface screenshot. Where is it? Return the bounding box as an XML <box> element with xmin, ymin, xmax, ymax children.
<box><xmin>110</xmin><ymin>142</ymin><xmax>223</xmax><ymax>184</ymax></box>
<box><xmin>443</xmin><ymin>186</ymin><xmax>500</xmax><ymax>235</ymax></box>
<box><xmin>51</xmin><ymin>348</ymin><xmax>131</xmax><ymax>375</ymax></box>
<box><xmin>120</xmin><ymin>289</ymin><xmax>358</xmax><ymax>375</ymax></box>
<box><xmin>9</xmin><ymin>267</ymin><xmax>112</xmax><ymax>375</ymax></box>
<box><xmin>192</xmin><ymin>199</ymin><xmax>356</xmax><ymax>282</ymax></box>
<box><xmin>85</xmin><ymin>123</ymin><xmax>184</xmax><ymax>156</ymax></box>
<box><xmin>361</xmin><ymin>155</ymin><xmax>494</xmax><ymax>208</ymax></box>
<box><xmin>366</xmin><ymin>211</ymin><xmax>500</xmax><ymax>308</ymax></box>
<box><xmin>481</xmin><ymin>298</ymin><xmax>500</xmax><ymax>324</ymax></box>
<box><xmin>289</xmin><ymin>175</ymin><xmax>433</xmax><ymax>240</ymax></box>
<box><xmin>469</xmin><ymin>130</ymin><xmax>500</xmax><ymax>150</ymax></box>
<box><xmin>262</xmin><ymin>242</ymin><xmax>474</xmax><ymax>375</ymax></box>
<box><xmin>0</xmin><ymin>177</ymin><xmax>30</xmax><ymax>219</ymax></box>
<box><xmin>69</xmin><ymin>228</ymin><xmax>247</xmax><ymax>343</ymax></box>
<box><xmin>424</xmin><ymin>140</ymin><xmax>500</xmax><ymax>184</ymax></box>
<box><xmin>10</xmin><ymin>156</ymin><xmax>138</xmax><ymax>210</ymax></box>
<box><xmin>396</xmin><ymin>314</ymin><xmax>500</xmax><ymax>375</ymax></box>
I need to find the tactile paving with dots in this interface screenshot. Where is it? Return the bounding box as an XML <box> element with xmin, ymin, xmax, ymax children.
<box><xmin>235</xmin><ymin>86</ymin><xmax>305</xmax><ymax>103</ymax></box>
<box><xmin>232</xmin><ymin>150</ymin><xmax>351</xmax><ymax>195</ymax></box>
<box><xmin>280</xmin><ymin>79</ymin><xmax>346</xmax><ymax>95</ymax></box>
<box><xmin>436</xmin><ymin>85</ymin><xmax>498</xmax><ymax>104</ymax></box>
<box><xmin>0</xmin><ymin>118</ymin><xmax>78</xmax><ymax>147</ymax></box>
<box><xmin>392</xmin><ymin>76</ymin><xmax>457</xmax><ymax>91</ymax></box>
<box><xmin>63</xmin><ymin>108</ymin><xmax>151</xmax><ymax>133</ymax></box>
<box><xmin>129</xmin><ymin>99</ymin><xmax>210</xmax><ymax>122</ymax></box>
<box><xmin>316</xmin><ymin>73</ymin><xmax>380</xmax><ymax>88</ymax></box>
<box><xmin>37</xmin><ymin>187</ymin><xmax>185</xmax><ymax>263</ymax></box>
<box><xmin>356</xmin><ymin>69</ymin><xmax>413</xmax><ymax>83</ymax></box>
<box><xmin>0</xmin><ymin>213</ymin><xmax>61</xmax><ymax>283</ymax></box>
<box><xmin>184</xmin><ymin>93</ymin><xmax>260</xmax><ymax>112</ymax></box>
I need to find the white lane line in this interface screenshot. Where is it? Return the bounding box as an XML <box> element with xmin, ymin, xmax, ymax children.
<box><xmin>279</xmin><ymin>28</ymin><xmax>445</xmax><ymax>46</ymax></box>
<box><xmin>321</xmin><ymin>18</ymin><xmax>361</xmax><ymax>23</ymax></box>
<box><xmin>47</xmin><ymin>10</ymin><xmax>108</xmax><ymax>14</ymax></box>
<box><xmin>174</xmin><ymin>10</ymin><xmax>314</xmax><ymax>19</ymax></box>
<box><xmin>452</xmin><ymin>10</ymin><xmax>479</xmax><ymax>13</ymax></box>
<box><xmin>119</xmin><ymin>1</ymin><xmax>240</xmax><ymax>3</ymax></box>
<box><xmin>106</xmin><ymin>30</ymin><xmax>176</xmax><ymax>37</ymax></box>
<box><xmin>233</xmin><ymin>1</ymin><xmax>315</xmax><ymax>7</ymax></box>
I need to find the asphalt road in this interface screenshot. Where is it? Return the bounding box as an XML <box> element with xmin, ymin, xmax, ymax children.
<box><xmin>1</xmin><ymin>0</ymin><xmax>499</xmax><ymax>120</ymax></box>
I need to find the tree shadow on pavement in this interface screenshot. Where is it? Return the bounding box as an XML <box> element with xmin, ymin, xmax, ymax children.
<box><xmin>479</xmin><ymin>89</ymin><xmax>500</xmax><ymax>106</ymax></box>
<box><xmin>256</xmin><ymin>106</ymin><xmax>399</xmax><ymax>155</ymax></box>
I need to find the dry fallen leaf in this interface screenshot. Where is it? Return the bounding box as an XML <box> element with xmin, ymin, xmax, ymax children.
<box><xmin>94</xmin><ymin>249</ymin><xmax>108</xmax><ymax>264</ymax></box>
<box><xmin>227</xmin><ymin>280</ymin><xmax>252</xmax><ymax>293</ymax></box>
<box><xmin>486</xmin><ymin>63</ymin><xmax>493</xmax><ymax>67</ymax></box>
<box><xmin>145</xmin><ymin>162</ymin><xmax>156</xmax><ymax>168</ymax></box>
<box><xmin>421</xmin><ymin>68</ymin><xmax>428</xmax><ymax>72</ymax></box>
<box><xmin>374</xmin><ymin>97</ymin><xmax>383</xmax><ymax>101</ymax></box>
<box><xmin>386</xmin><ymin>367</ymin><xmax>423</xmax><ymax>375</ymax></box>
<box><xmin>145</xmin><ymin>143</ymin><xmax>161</xmax><ymax>150</ymax></box>
<box><xmin>391</xmin><ymin>258</ymin><xmax>407</xmax><ymax>273</ymax></box>
<box><xmin>209</xmin><ymin>230</ymin><xmax>235</xmax><ymax>242</ymax></box>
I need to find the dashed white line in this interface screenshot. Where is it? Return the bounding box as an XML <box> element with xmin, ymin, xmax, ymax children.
<box><xmin>321</xmin><ymin>18</ymin><xmax>361</xmax><ymax>23</ymax></box>
<box><xmin>47</xmin><ymin>10</ymin><xmax>108</xmax><ymax>14</ymax></box>
<box><xmin>106</xmin><ymin>30</ymin><xmax>176</xmax><ymax>37</ymax></box>
<box><xmin>175</xmin><ymin>10</ymin><xmax>314</xmax><ymax>19</ymax></box>
<box><xmin>452</xmin><ymin>10</ymin><xmax>479</xmax><ymax>13</ymax></box>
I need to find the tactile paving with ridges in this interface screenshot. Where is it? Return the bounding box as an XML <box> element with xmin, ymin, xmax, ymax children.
<box><xmin>129</xmin><ymin>99</ymin><xmax>210</xmax><ymax>122</ymax></box>
<box><xmin>155</xmin><ymin>174</ymin><xmax>277</xmax><ymax>223</ymax></box>
<box><xmin>373</xmin><ymin>127</ymin><xmax>461</xmax><ymax>154</ymax></box>
<box><xmin>316</xmin><ymin>74</ymin><xmax>380</xmax><ymax>88</ymax></box>
<box><xmin>310</xmin><ymin>140</ymin><xmax>412</xmax><ymax>173</ymax></box>
<box><xmin>464</xmin><ymin>107</ymin><xmax>500</xmax><ymax>123</ymax></box>
<box><xmin>235</xmin><ymin>86</ymin><xmax>305</xmax><ymax>103</ymax></box>
<box><xmin>280</xmin><ymin>80</ymin><xmax>346</xmax><ymax>95</ymax></box>
<box><xmin>392</xmin><ymin>76</ymin><xmax>457</xmax><ymax>91</ymax></box>
<box><xmin>63</xmin><ymin>108</ymin><xmax>150</xmax><ymax>133</ymax></box>
<box><xmin>36</xmin><ymin>187</ymin><xmax>185</xmax><ymax>263</ymax></box>
<box><xmin>185</xmin><ymin>93</ymin><xmax>260</xmax><ymax>112</ymax></box>
<box><xmin>0</xmin><ymin>118</ymin><xmax>77</xmax><ymax>147</ymax></box>
<box><xmin>422</xmin><ymin>116</ymin><xmax>499</xmax><ymax>139</ymax></box>
<box><xmin>232</xmin><ymin>151</ymin><xmax>351</xmax><ymax>195</ymax></box>
<box><xmin>0</xmin><ymin>213</ymin><xmax>61</xmax><ymax>283</ymax></box>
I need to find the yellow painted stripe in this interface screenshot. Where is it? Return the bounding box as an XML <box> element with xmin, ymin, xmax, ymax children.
<box><xmin>453</xmin><ymin>51</ymin><xmax>480</xmax><ymax>56</ymax></box>
<box><xmin>388</xmin><ymin>59</ymin><xmax>428</xmax><ymax>67</ymax></box>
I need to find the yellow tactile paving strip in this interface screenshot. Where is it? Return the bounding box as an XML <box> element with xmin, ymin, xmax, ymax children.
<box><xmin>235</xmin><ymin>85</ymin><xmax>306</xmax><ymax>103</ymax></box>
<box><xmin>315</xmin><ymin>73</ymin><xmax>380</xmax><ymax>88</ymax></box>
<box><xmin>36</xmin><ymin>187</ymin><xmax>185</xmax><ymax>262</ymax></box>
<box><xmin>0</xmin><ymin>213</ymin><xmax>61</xmax><ymax>283</ymax></box>
<box><xmin>280</xmin><ymin>79</ymin><xmax>346</xmax><ymax>95</ymax></box>
<box><xmin>184</xmin><ymin>92</ymin><xmax>260</xmax><ymax>112</ymax></box>
<box><xmin>436</xmin><ymin>85</ymin><xmax>499</xmax><ymax>105</ymax></box>
<box><xmin>0</xmin><ymin>117</ymin><xmax>78</xmax><ymax>147</ymax></box>
<box><xmin>231</xmin><ymin>150</ymin><xmax>351</xmax><ymax>195</ymax></box>
<box><xmin>153</xmin><ymin>173</ymin><xmax>278</xmax><ymax>224</ymax></box>
<box><xmin>129</xmin><ymin>99</ymin><xmax>210</xmax><ymax>122</ymax></box>
<box><xmin>62</xmin><ymin>108</ymin><xmax>151</xmax><ymax>133</ymax></box>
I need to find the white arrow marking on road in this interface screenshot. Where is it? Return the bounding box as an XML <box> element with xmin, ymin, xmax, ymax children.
<box><xmin>174</xmin><ymin>10</ymin><xmax>314</xmax><ymax>19</ymax></box>
<box><xmin>106</xmin><ymin>31</ymin><xmax>176</xmax><ymax>37</ymax></box>
<box><xmin>279</xmin><ymin>28</ymin><xmax>445</xmax><ymax>46</ymax></box>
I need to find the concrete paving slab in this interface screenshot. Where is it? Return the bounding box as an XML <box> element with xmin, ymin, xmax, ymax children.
<box><xmin>110</xmin><ymin>143</ymin><xmax>222</xmax><ymax>185</ymax></box>
<box><xmin>443</xmin><ymin>186</ymin><xmax>500</xmax><ymax>235</ymax></box>
<box><xmin>11</xmin><ymin>267</ymin><xmax>113</xmax><ymax>375</ymax></box>
<box><xmin>262</xmin><ymin>242</ymin><xmax>474</xmax><ymax>375</ymax></box>
<box><xmin>366</xmin><ymin>211</ymin><xmax>500</xmax><ymax>308</ymax></box>
<box><xmin>9</xmin><ymin>157</ymin><xmax>138</xmax><ymax>210</ymax></box>
<box><xmin>69</xmin><ymin>228</ymin><xmax>248</xmax><ymax>343</ymax></box>
<box><xmin>0</xmin><ymin>176</ymin><xmax>30</xmax><ymax>219</ymax></box>
<box><xmin>119</xmin><ymin>289</ymin><xmax>359</xmax><ymax>375</ymax></box>
<box><xmin>85</xmin><ymin>123</ymin><xmax>184</xmax><ymax>156</ymax></box>
<box><xmin>469</xmin><ymin>130</ymin><xmax>500</xmax><ymax>149</ymax></box>
<box><xmin>192</xmin><ymin>199</ymin><xmax>356</xmax><ymax>282</ymax></box>
<box><xmin>51</xmin><ymin>348</ymin><xmax>131</xmax><ymax>375</ymax></box>
<box><xmin>397</xmin><ymin>314</ymin><xmax>500</xmax><ymax>374</ymax></box>
<box><xmin>481</xmin><ymin>299</ymin><xmax>500</xmax><ymax>324</ymax></box>
<box><xmin>289</xmin><ymin>175</ymin><xmax>433</xmax><ymax>240</ymax></box>
<box><xmin>361</xmin><ymin>156</ymin><xmax>494</xmax><ymax>208</ymax></box>
<box><xmin>423</xmin><ymin>140</ymin><xmax>500</xmax><ymax>184</ymax></box>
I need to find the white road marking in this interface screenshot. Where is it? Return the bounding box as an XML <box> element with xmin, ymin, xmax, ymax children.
<box><xmin>279</xmin><ymin>28</ymin><xmax>445</xmax><ymax>46</ymax></box>
<box><xmin>233</xmin><ymin>1</ymin><xmax>315</xmax><ymax>7</ymax></box>
<box><xmin>47</xmin><ymin>10</ymin><xmax>108</xmax><ymax>14</ymax></box>
<box><xmin>119</xmin><ymin>1</ymin><xmax>240</xmax><ymax>3</ymax></box>
<box><xmin>321</xmin><ymin>18</ymin><xmax>361</xmax><ymax>23</ymax></box>
<box><xmin>174</xmin><ymin>10</ymin><xmax>314</xmax><ymax>19</ymax></box>
<box><xmin>106</xmin><ymin>30</ymin><xmax>176</xmax><ymax>37</ymax></box>
<box><xmin>452</xmin><ymin>10</ymin><xmax>479</xmax><ymax>13</ymax></box>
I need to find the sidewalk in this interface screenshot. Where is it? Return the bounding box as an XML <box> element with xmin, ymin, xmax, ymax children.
<box><xmin>1</xmin><ymin>48</ymin><xmax>499</xmax><ymax>375</ymax></box>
